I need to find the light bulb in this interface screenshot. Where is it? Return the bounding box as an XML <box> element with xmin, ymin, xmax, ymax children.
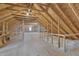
<box><xmin>26</xmin><ymin>9</ymin><xmax>32</xmax><ymax>16</ymax></box>
<box><xmin>29</xmin><ymin>26</ymin><xmax>32</xmax><ymax>31</ymax></box>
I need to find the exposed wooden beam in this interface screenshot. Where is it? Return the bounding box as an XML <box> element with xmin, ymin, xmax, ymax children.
<box><xmin>38</xmin><ymin>4</ymin><xmax>78</xmax><ymax>39</ymax></box>
<box><xmin>68</xmin><ymin>4</ymin><xmax>79</xmax><ymax>21</ymax></box>
<box><xmin>0</xmin><ymin>15</ymin><xmax>14</xmax><ymax>23</ymax></box>
<box><xmin>48</xmin><ymin>6</ymin><xmax>76</xmax><ymax>34</ymax></box>
<box><xmin>7</xmin><ymin>3</ymin><xmax>28</xmax><ymax>8</ymax></box>
<box><xmin>39</xmin><ymin>3</ymin><xmax>79</xmax><ymax>34</ymax></box>
<box><xmin>7</xmin><ymin>3</ymin><xmax>44</xmax><ymax>12</ymax></box>
<box><xmin>0</xmin><ymin>11</ymin><xmax>13</xmax><ymax>19</ymax></box>
<box><xmin>68</xmin><ymin>3</ymin><xmax>79</xmax><ymax>30</ymax></box>
<box><xmin>37</xmin><ymin>16</ymin><xmax>50</xmax><ymax>32</ymax></box>
<box><xmin>2</xmin><ymin>22</ymin><xmax>6</xmax><ymax>34</ymax></box>
<box><xmin>54</xmin><ymin>4</ymin><xmax>79</xmax><ymax>34</ymax></box>
<box><xmin>33</xmin><ymin>5</ymin><xmax>59</xmax><ymax>33</ymax></box>
<box><xmin>0</xmin><ymin>32</ymin><xmax>10</xmax><ymax>38</ymax></box>
<box><xmin>67</xmin><ymin>3</ymin><xmax>79</xmax><ymax>38</ymax></box>
<box><xmin>38</xmin><ymin>4</ymin><xmax>67</xmax><ymax>34</ymax></box>
<box><xmin>34</xmin><ymin>4</ymin><xmax>66</xmax><ymax>34</ymax></box>
<box><xmin>0</xmin><ymin>4</ymin><xmax>13</xmax><ymax>12</ymax></box>
<box><xmin>39</xmin><ymin>4</ymin><xmax>70</xmax><ymax>33</ymax></box>
<box><xmin>53</xmin><ymin>4</ymin><xmax>79</xmax><ymax>39</ymax></box>
<box><xmin>37</xmin><ymin>13</ymin><xmax>58</xmax><ymax>33</ymax></box>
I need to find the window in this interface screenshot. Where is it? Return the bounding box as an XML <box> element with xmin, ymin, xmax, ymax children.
<box><xmin>29</xmin><ymin>26</ymin><xmax>32</xmax><ymax>31</ymax></box>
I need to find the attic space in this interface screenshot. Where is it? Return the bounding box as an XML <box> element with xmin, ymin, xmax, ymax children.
<box><xmin>0</xmin><ymin>3</ymin><xmax>79</xmax><ymax>56</ymax></box>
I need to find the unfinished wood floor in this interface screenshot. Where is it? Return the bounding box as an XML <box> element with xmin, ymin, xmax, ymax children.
<box><xmin>0</xmin><ymin>32</ymin><xmax>79</xmax><ymax>56</ymax></box>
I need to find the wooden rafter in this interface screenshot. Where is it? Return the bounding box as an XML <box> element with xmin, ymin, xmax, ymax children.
<box><xmin>0</xmin><ymin>3</ymin><xmax>79</xmax><ymax>39</ymax></box>
<box><xmin>37</xmin><ymin>13</ymin><xmax>58</xmax><ymax>33</ymax></box>
<box><xmin>54</xmin><ymin>4</ymin><xmax>79</xmax><ymax>34</ymax></box>
<box><xmin>0</xmin><ymin>15</ymin><xmax>14</xmax><ymax>23</ymax></box>
<box><xmin>34</xmin><ymin>4</ymin><xmax>66</xmax><ymax>34</ymax></box>
<box><xmin>6</xmin><ymin>3</ymin><xmax>44</xmax><ymax>12</ymax></box>
<box><xmin>68</xmin><ymin>3</ymin><xmax>79</xmax><ymax>30</ymax></box>
<box><xmin>53</xmin><ymin>4</ymin><xmax>79</xmax><ymax>38</ymax></box>
<box><xmin>68</xmin><ymin>4</ymin><xmax>79</xmax><ymax>21</ymax></box>
<box><xmin>38</xmin><ymin>3</ymin><xmax>78</xmax><ymax>39</ymax></box>
<box><xmin>0</xmin><ymin>4</ymin><xmax>12</xmax><ymax>11</ymax></box>
<box><xmin>39</xmin><ymin>3</ymin><xmax>79</xmax><ymax>34</ymax></box>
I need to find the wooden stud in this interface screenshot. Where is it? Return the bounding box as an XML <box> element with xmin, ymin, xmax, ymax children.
<box><xmin>2</xmin><ymin>22</ymin><xmax>6</xmax><ymax>34</ymax></box>
<box><xmin>22</xmin><ymin>20</ymin><xmax>25</xmax><ymax>41</ymax></box>
<box><xmin>63</xmin><ymin>36</ymin><xmax>67</xmax><ymax>54</ymax></box>
<box><xmin>58</xmin><ymin>18</ymin><xmax>60</xmax><ymax>48</ymax></box>
<box><xmin>34</xmin><ymin>4</ymin><xmax>65</xmax><ymax>34</ymax></box>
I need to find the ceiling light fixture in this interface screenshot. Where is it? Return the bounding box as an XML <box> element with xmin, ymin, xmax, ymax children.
<box><xmin>26</xmin><ymin>9</ymin><xmax>32</xmax><ymax>16</ymax></box>
<box><xmin>15</xmin><ymin>3</ymin><xmax>38</xmax><ymax>22</ymax></box>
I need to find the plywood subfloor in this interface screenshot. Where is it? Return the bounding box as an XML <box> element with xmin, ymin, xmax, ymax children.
<box><xmin>0</xmin><ymin>32</ymin><xmax>79</xmax><ymax>56</ymax></box>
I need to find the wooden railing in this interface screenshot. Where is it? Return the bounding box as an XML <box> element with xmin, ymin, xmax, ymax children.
<box><xmin>0</xmin><ymin>32</ymin><xmax>10</xmax><ymax>48</ymax></box>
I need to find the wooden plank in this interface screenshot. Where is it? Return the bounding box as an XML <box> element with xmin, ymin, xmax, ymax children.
<box><xmin>39</xmin><ymin>4</ymin><xmax>79</xmax><ymax>39</ymax></box>
<box><xmin>34</xmin><ymin>4</ymin><xmax>66</xmax><ymax>34</ymax></box>
<box><xmin>38</xmin><ymin>4</ymin><xmax>68</xmax><ymax>34</ymax></box>
<box><xmin>48</xmin><ymin>8</ymin><xmax>77</xmax><ymax>36</ymax></box>
<box><xmin>38</xmin><ymin>4</ymin><xmax>78</xmax><ymax>39</ymax></box>
<box><xmin>54</xmin><ymin>4</ymin><xmax>79</xmax><ymax>34</ymax></box>
<box><xmin>37</xmin><ymin>14</ymin><xmax>57</xmax><ymax>33</ymax></box>
<box><xmin>68</xmin><ymin>3</ymin><xmax>79</xmax><ymax>32</ymax></box>
<box><xmin>0</xmin><ymin>15</ymin><xmax>14</xmax><ymax>23</ymax></box>
<box><xmin>7</xmin><ymin>3</ymin><xmax>44</xmax><ymax>12</ymax></box>
<box><xmin>2</xmin><ymin>22</ymin><xmax>6</xmax><ymax>34</ymax></box>
<box><xmin>0</xmin><ymin>4</ymin><xmax>11</xmax><ymax>11</ymax></box>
